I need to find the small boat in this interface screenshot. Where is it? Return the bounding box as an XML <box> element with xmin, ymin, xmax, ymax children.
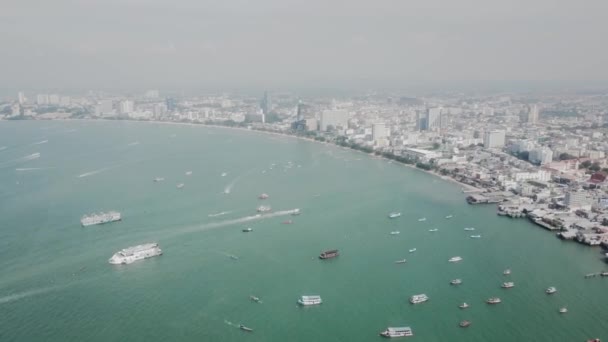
<box><xmin>503</xmin><ymin>269</ymin><xmax>511</xmax><ymax>275</ymax></box>
<box><xmin>258</xmin><ymin>193</ymin><xmax>269</xmax><ymax>199</ymax></box>
<box><xmin>319</xmin><ymin>250</ymin><xmax>339</xmax><ymax>259</ymax></box>
<box><xmin>450</xmin><ymin>279</ymin><xmax>462</xmax><ymax>285</ymax></box>
<box><xmin>459</xmin><ymin>302</ymin><xmax>469</xmax><ymax>309</ymax></box>
<box><xmin>229</xmin><ymin>255</ymin><xmax>239</xmax><ymax>260</ymax></box>
<box><xmin>409</xmin><ymin>294</ymin><xmax>429</xmax><ymax>304</ymax></box>
<box><xmin>394</xmin><ymin>259</ymin><xmax>407</xmax><ymax>264</ymax></box>
<box><xmin>448</xmin><ymin>256</ymin><xmax>463</xmax><ymax>263</ymax></box>
<box><xmin>409</xmin><ymin>248</ymin><xmax>417</xmax><ymax>253</ymax></box>
<box><xmin>470</xmin><ymin>235</ymin><xmax>481</xmax><ymax>239</ymax></box>
<box><xmin>389</xmin><ymin>212</ymin><xmax>402</xmax><ymax>219</ymax></box>
<box><xmin>559</xmin><ymin>307</ymin><xmax>567</xmax><ymax>313</ymax></box>
<box><xmin>291</xmin><ymin>209</ymin><xmax>301</xmax><ymax>216</ymax></box>
<box><xmin>445</xmin><ymin>215</ymin><xmax>453</xmax><ymax>219</ymax></box>
<box><xmin>586</xmin><ymin>339</ymin><xmax>600</xmax><ymax>342</ymax></box>
<box><xmin>239</xmin><ymin>324</ymin><xmax>253</xmax><ymax>332</ymax></box>
<box><xmin>459</xmin><ymin>320</ymin><xmax>471</xmax><ymax>328</ymax></box>
<box><xmin>282</xmin><ymin>220</ymin><xmax>293</xmax><ymax>224</ymax></box>
<box><xmin>390</xmin><ymin>231</ymin><xmax>400</xmax><ymax>235</ymax></box>
<box><xmin>464</xmin><ymin>227</ymin><xmax>475</xmax><ymax>231</ymax></box>
<box><xmin>428</xmin><ymin>228</ymin><xmax>439</xmax><ymax>232</ymax></box>
<box><xmin>501</xmin><ymin>282</ymin><xmax>515</xmax><ymax>289</ymax></box>
<box><xmin>176</xmin><ymin>183</ymin><xmax>185</xmax><ymax>189</ymax></box>
<box><xmin>153</xmin><ymin>177</ymin><xmax>164</xmax><ymax>182</ymax></box>
<box><xmin>257</xmin><ymin>205</ymin><xmax>271</xmax><ymax>213</ymax></box>
<box><xmin>601</xmin><ymin>272</ymin><xmax>608</xmax><ymax>277</ymax></box>
<box><xmin>379</xmin><ymin>326</ymin><xmax>413</xmax><ymax>338</ymax></box>
<box><xmin>546</xmin><ymin>287</ymin><xmax>557</xmax><ymax>294</ymax></box>
<box><xmin>298</xmin><ymin>295</ymin><xmax>322</xmax><ymax>306</ymax></box>
<box><xmin>486</xmin><ymin>297</ymin><xmax>501</xmax><ymax>304</ymax></box>
<box><xmin>242</xmin><ymin>227</ymin><xmax>253</xmax><ymax>232</ymax></box>
<box><xmin>418</xmin><ymin>217</ymin><xmax>427</xmax><ymax>222</ymax></box>
<box><xmin>249</xmin><ymin>295</ymin><xmax>261</xmax><ymax>302</ymax></box>
<box><xmin>185</xmin><ymin>171</ymin><xmax>193</xmax><ymax>176</ymax></box>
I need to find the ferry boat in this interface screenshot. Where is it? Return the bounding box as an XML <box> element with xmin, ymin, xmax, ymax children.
<box><xmin>185</xmin><ymin>171</ymin><xmax>193</xmax><ymax>176</ymax></box>
<box><xmin>450</xmin><ymin>279</ymin><xmax>463</xmax><ymax>285</ymax></box>
<box><xmin>449</xmin><ymin>256</ymin><xmax>463</xmax><ymax>263</ymax></box>
<box><xmin>486</xmin><ymin>297</ymin><xmax>501</xmax><ymax>304</ymax></box>
<box><xmin>428</xmin><ymin>228</ymin><xmax>439</xmax><ymax>232</ymax></box>
<box><xmin>470</xmin><ymin>235</ymin><xmax>481</xmax><ymax>239</ymax></box>
<box><xmin>258</xmin><ymin>193</ymin><xmax>269</xmax><ymax>199</ymax></box>
<box><xmin>410</xmin><ymin>294</ymin><xmax>429</xmax><ymax>304</ymax></box>
<box><xmin>389</xmin><ymin>212</ymin><xmax>402</xmax><ymax>219</ymax></box>
<box><xmin>503</xmin><ymin>269</ymin><xmax>511</xmax><ymax>275</ymax></box>
<box><xmin>395</xmin><ymin>259</ymin><xmax>407</xmax><ymax>264</ymax></box>
<box><xmin>153</xmin><ymin>177</ymin><xmax>164</xmax><ymax>182</ymax></box>
<box><xmin>559</xmin><ymin>307</ymin><xmax>567</xmax><ymax>313</ymax></box>
<box><xmin>239</xmin><ymin>324</ymin><xmax>253</xmax><ymax>332</ymax></box>
<box><xmin>242</xmin><ymin>227</ymin><xmax>253</xmax><ymax>232</ymax></box>
<box><xmin>464</xmin><ymin>227</ymin><xmax>475</xmax><ymax>231</ymax></box>
<box><xmin>298</xmin><ymin>295</ymin><xmax>322</xmax><ymax>306</ymax></box>
<box><xmin>81</xmin><ymin>211</ymin><xmax>122</xmax><ymax>227</ymax></box>
<box><xmin>418</xmin><ymin>217</ymin><xmax>427</xmax><ymax>222</ymax></box>
<box><xmin>390</xmin><ymin>231</ymin><xmax>400</xmax><ymax>235</ymax></box>
<box><xmin>379</xmin><ymin>326</ymin><xmax>413</xmax><ymax>338</ymax></box>
<box><xmin>459</xmin><ymin>302</ymin><xmax>469</xmax><ymax>309</ymax></box>
<box><xmin>445</xmin><ymin>215</ymin><xmax>453</xmax><ymax>219</ymax></box>
<box><xmin>319</xmin><ymin>250</ymin><xmax>339</xmax><ymax>259</ymax></box>
<box><xmin>459</xmin><ymin>320</ymin><xmax>471</xmax><ymax>328</ymax></box>
<box><xmin>409</xmin><ymin>248</ymin><xmax>417</xmax><ymax>253</ymax></box>
<box><xmin>546</xmin><ymin>287</ymin><xmax>557</xmax><ymax>294</ymax></box>
<box><xmin>501</xmin><ymin>282</ymin><xmax>515</xmax><ymax>289</ymax></box>
<box><xmin>176</xmin><ymin>183</ymin><xmax>185</xmax><ymax>189</ymax></box>
<box><xmin>108</xmin><ymin>243</ymin><xmax>162</xmax><ymax>265</ymax></box>
<box><xmin>256</xmin><ymin>205</ymin><xmax>271</xmax><ymax>213</ymax></box>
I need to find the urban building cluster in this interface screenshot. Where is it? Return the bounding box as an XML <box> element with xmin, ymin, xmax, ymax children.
<box><xmin>2</xmin><ymin>89</ymin><xmax>608</xmax><ymax>252</ymax></box>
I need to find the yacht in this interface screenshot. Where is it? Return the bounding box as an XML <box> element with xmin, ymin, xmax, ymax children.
<box><xmin>503</xmin><ymin>269</ymin><xmax>511</xmax><ymax>275</ymax></box>
<box><xmin>379</xmin><ymin>327</ymin><xmax>413</xmax><ymax>338</ymax></box>
<box><xmin>298</xmin><ymin>295</ymin><xmax>322</xmax><ymax>306</ymax></box>
<box><xmin>239</xmin><ymin>324</ymin><xmax>253</xmax><ymax>332</ymax></box>
<box><xmin>176</xmin><ymin>183</ymin><xmax>185</xmax><ymax>189</ymax></box>
<box><xmin>486</xmin><ymin>297</ymin><xmax>502</xmax><ymax>304</ymax></box>
<box><xmin>546</xmin><ymin>287</ymin><xmax>557</xmax><ymax>294</ymax></box>
<box><xmin>108</xmin><ymin>243</ymin><xmax>162</xmax><ymax>265</ymax></box>
<box><xmin>464</xmin><ymin>227</ymin><xmax>475</xmax><ymax>231</ymax></box>
<box><xmin>445</xmin><ymin>215</ymin><xmax>453</xmax><ymax>219</ymax></box>
<box><xmin>390</xmin><ymin>231</ymin><xmax>400</xmax><ymax>235</ymax></box>
<box><xmin>450</xmin><ymin>279</ymin><xmax>462</xmax><ymax>285</ymax></box>
<box><xmin>470</xmin><ymin>235</ymin><xmax>482</xmax><ymax>239</ymax></box>
<box><xmin>395</xmin><ymin>259</ymin><xmax>407</xmax><ymax>264</ymax></box>
<box><xmin>409</xmin><ymin>294</ymin><xmax>429</xmax><ymax>304</ymax></box>
<box><xmin>559</xmin><ymin>307</ymin><xmax>567</xmax><ymax>314</ymax></box>
<box><xmin>242</xmin><ymin>227</ymin><xmax>253</xmax><ymax>232</ymax></box>
<box><xmin>449</xmin><ymin>256</ymin><xmax>463</xmax><ymax>262</ymax></box>
<box><xmin>501</xmin><ymin>282</ymin><xmax>515</xmax><ymax>289</ymax></box>
<box><xmin>389</xmin><ymin>212</ymin><xmax>402</xmax><ymax>219</ymax></box>
<box><xmin>459</xmin><ymin>302</ymin><xmax>469</xmax><ymax>309</ymax></box>
<box><xmin>418</xmin><ymin>217</ymin><xmax>427</xmax><ymax>222</ymax></box>
<box><xmin>459</xmin><ymin>320</ymin><xmax>471</xmax><ymax>328</ymax></box>
<box><xmin>409</xmin><ymin>248</ymin><xmax>417</xmax><ymax>253</ymax></box>
<box><xmin>428</xmin><ymin>228</ymin><xmax>439</xmax><ymax>232</ymax></box>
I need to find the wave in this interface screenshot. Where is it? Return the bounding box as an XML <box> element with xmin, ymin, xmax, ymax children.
<box><xmin>208</xmin><ymin>211</ymin><xmax>231</xmax><ymax>217</ymax></box>
<box><xmin>77</xmin><ymin>166</ymin><xmax>113</xmax><ymax>178</ymax></box>
<box><xmin>32</xmin><ymin>140</ymin><xmax>48</xmax><ymax>145</ymax></box>
<box><xmin>16</xmin><ymin>167</ymin><xmax>55</xmax><ymax>171</ymax></box>
<box><xmin>0</xmin><ymin>286</ymin><xmax>58</xmax><ymax>305</ymax></box>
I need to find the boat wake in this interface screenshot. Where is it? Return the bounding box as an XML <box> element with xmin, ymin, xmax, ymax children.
<box><xmin>16</xmin><ymin>167</ymin><xmax>55</xmax><ymax>171</ymax></box>
<box><xmin>77</xmin><ymin>166</ymin><xmax>113</xmax><ymax>178</ymax></box>
<box><xmin>208</xmin><ymin>211</ymin><xmax>231</xmax><ymax>217</ymax></box>
<box><xmin>223</xmin><ymin>168</ymin><xmax>257</xmax><ymax>194</ymax></box>
<box><xmin>0</xmin><ymin>286</ymin><xmax>59</xmax><ymax>305</ymax></box>
<box><xmin>1</xmin><ymin>153</ymin><xmax>41</xmax><ymax>169</ymax></box>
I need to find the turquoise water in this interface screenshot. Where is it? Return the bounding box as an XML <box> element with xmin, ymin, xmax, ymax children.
<box><xmin>0</xmin><ymin>120</ymin><xmax>606</xmax><ymax>342</ymax></box>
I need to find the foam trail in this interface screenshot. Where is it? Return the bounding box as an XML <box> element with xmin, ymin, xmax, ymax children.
<box><xmin>22</xmin><ymin>152</ymin><xmax>41</xmax><ymax>161</ymax></box>
<box><xmin>223</xmin><ymin>168</ymin><xmax>257</xmax><ymax>194</ymax></box>
<box><xmin>0</xmin><ymin>153</ymin><xmax>40</xmax><ymax>169</ymax></box>
<box><xmin>32</xmin><ymin>140</ymin><xmax>48</xmax><ymax>145</ymax></box>
<box><xmin>16</xmin><ymin>167</ymin><xmax>55</xmax><ymax>171</ymax></box>
<box><xmin>77</xmin><ymin>166</ymin><xmax>113</xmax><ymax>178</ymax></box>
<box><xmin>208</xmin><ymin>211</ymin><xmax>231</xmax><ymax>218</ymax></box>
<box><xmin>0</xmin><ymin>286</ymin><xmax>58</xmax><ymax>305</ymax></box>
<box><xmin>127</xmin><ymin>141</ymin><xmax>140</xmax><ymax>146</ymax></box>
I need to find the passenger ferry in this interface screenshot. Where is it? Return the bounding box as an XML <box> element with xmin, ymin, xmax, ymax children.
<box><xmin>449</xmin><ymin>256</ymin><xmax>463</xmax><ymax>262</ymax></box>
<box><xmin>298</xmin><ymin>295</ymin><xmax>322</xmax><ymax>306</ymax></box>
<box><xmin>501</xmin><ymin>282</ymin><xmax>515</xmax><ymax>289</ymax></box>
<box><xmin>486</xmin><ymin>297</ymin><xmax>502</xmax><ymax>304</ymax></box>
<box><xmin>319</xmin><ymin>250</ymin><xmax>339</xmax><ymax>259</ymax></box>
<box><xmin>409</xmin><ymin>294</ymin><xmax>429</xmax><ymax>304</ymax></box>
<box><xmin>379</xmin><ymin>326</ymin><xmax>413</xmax><ymax>338</ymax></box>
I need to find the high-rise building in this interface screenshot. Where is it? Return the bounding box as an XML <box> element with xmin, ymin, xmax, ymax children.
<box><xmin>483</xmin><ymin>130</ymin><xmax>506</xmax><ymax>149</ymax></box>
<box><xmin>372</xmin><ymin>122</ymin><xmax>387</xmax><ymax>141</ymax></box>
<box><xmin>527</xmin><ymin>104</ymin><xmax>539</xmax><ymax>124</ymax></box>
<box><xmin>166</xmin><ymin>98</ymin><xmax>177</xmax><ymax>112</ymax></box>
<box><xmin>17</xmin><ymin>92</ymin><xmax>26</xmax><ymax>104</ymax></box>
<box><xmin>36</xmin><ymin>94</ymin><xmax>49</xmax><ymax>105</ymax></box>
<box><xmin>565</xmin><ymin>190</ymin><xmax>592</xmax><ymax>210</ymax></box>
<box><xmin>119</xmin><ymin>100</ymin><xmax>134</xmax><ymax>114</ymax></box>
<box><xmin>320</xmin><ymin>109</ymin><xmax>348</xmax><ymax>132</ymax></box>
<box><xmin>153</xmin><ymin>103</ymin><xmax>167</xmax><ymax>118</ymax></box>
<box><xmin>60</xmin><ymin>96</ymin><xmax>71</xmax><ymax>107</ymax></box>
<box><xmin>261</xmin><ymin>91</ymin><xmax>272</xmax><ymax>114</ymax></box>
<box><xmin>425</xmin><ymin>107</ymin><xmax>442</xmax><ymax>130</ymax></box>
<box><xmin>49</xmin><ymin>94</ymin><xmax>60</xmax><ymax>105</ymax></box>
<box><xmin>528</xmin><ymin>147</ymin><xmax>553</xmax><ymax>165</ymax></box>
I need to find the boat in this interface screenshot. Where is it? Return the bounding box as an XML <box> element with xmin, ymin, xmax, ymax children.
<box><xmin>395</xmin><ymin>259</ymin><xmax>407</xmax><ymax>264</ymax></box>
<box><xmin>319</xmin><ymin>250</ymin><xmax>339</xmax><ymax>259</ymax></box>
<box><xmin>176</xmin><ymin>183</ymin><xmax>185</xmax><ymax>189</ymax></box>
<box><xmin>239</xmin><ymin>324</ymin><xmax>253</xmax><ymax>332</ymax></box>
<box><xmin>459</xmin><ymin>320</ymin><xmax>471</xmax><ymax>328</ymax></box>
<box><xmin>258</xmin><ymin>193</ymin><xmax>269</xmax><ymax>200</ymax></box>
<box><xmin>586</xmin><ymin>339</ymin><xmax>600</xmax><ymax>342</ymax></box>
<box><xmin>390</xmin><ymin>231</ymin><xmax>400</xmax><ymax>235</ymax></box>
<box><xmin>229</xmin><ymin>255</ymin><xmax>239</xmax><ymax>260</ymax></box>
<box><xmin>81</xmin><ymin>211</ymin><xmax>122</xmax><ymax>227</ymax></box>
<box><xmin>409</xmin><ymin>294</ymin><xmax>429</xmax><ymax>304</ymax></box>
<box><xmin>256</xmin><ymin>205</ymin><xmax>271</xmax><ymax>213</ymax></box>
<box><xmin>486</xmin><ymin>297</ymin><xmax>501</xmax><ymax>304</ymax></box>
<box><xmin>601</xmin><ymin>272</ymin><xmax>608</xmax><ymax>277</ymax></box>
<box><xmin>501</xmin><ymin>282</ymin><xmax>515</xmax><ymax>289</ymax></box>
<box><xmin>459</xmin><ymin>302</ymin><xmax>469</xmax><ymax>309</ymax></box>
<box><xmin>585</xmin><ymin>273</ymin><xmax>599</xmax><ymax>278</ymax></box>
<box><xmin>428</xmin><ymin>228</ymin><xmax>439</xmax><ymax>232</ymax></box>
<box><xmin>470</xmin><ymin>235</ymin><xmax>481</xmax><ymax>239</ymax></box>
<box><xmin>379</xmin><ymin>326</ymin><xmax>413</xmax><ymax>338</ymax></box>
<box><xmin>108</xmin><ymin>243</ymin><xmax>162</xmax><ymax>265</ymax></box>
<box><xmin>418</xmin><ymin>217</ymin><xmax>427</xmax><ymax>222</ymax></box>
<box><xmin>185</xmin><ymin>171</ymin><xmax>193</xmax><ymax>176</ymax></box>
<box><xmin>450</xmin><ymin>279</ymin><xmax>462</xmax><ymax>285</ymax></box>
<box><xmin>282</xmin><ymin>220</ymin><xmax>293</xmax><ymax>224</ymax></box>
<box><xmin>546</xmin><ymin>287</ymin><xmax>557</xmax><ymax>294</ymax></box>
<box><xmin>298</xmin><ymin>295</ymin><xmax>322</xmax><ymax>306</ymax></box>
<box><xmin>445</xmin><ymin>215</ymin><xmax>453</xmax><ymax>219</ymax></box>
<box><xmin>559</xmin><ymin>307</ymin><xmax>567</xmax><ymax>313</ymax></box>
<box><xmin>249</xmin><ymin>295</ymin><xmax>260</xmax><ymax>303</ymax></box>
<box><xmin>389</xmin><ymin>212</ymin><xmax>402</xmax><ymax>219</ymax></box>
<box><xmin>503</xmin><ymin>269</ymin><xmax>511</xmax><ymax>275</ymax></box>
<box><xmin>242</xmin><ymin>227</ymin><xmax>253</xmax><ymax>232</ymax></box>
<box><xmin>449</xmin><ymin>256</ymin><xmax>463</xmax><ymax>263</ymax></box>
<box><xmin>291</xmin><ymin>208</ymin><xmax>301</xmax><ymax>216</ymax></box>
<box><xmin>409</xmin><ymin>248</ymin><xmax>417</xmax><ymax>253</ymax></box>
<box><xmin>153</xmin><ymin>177</ymin><xmax>164</xmax><ymax>182</ymax></box>
<box><xmin>221</xmin><ymin>172</ymin><xmax>227</xmax><ymax>177</ymax></box>
<box><xmin>464</xmin><ymin>227</ymin><xmax>475</xmax><ymax>231</ymax></box>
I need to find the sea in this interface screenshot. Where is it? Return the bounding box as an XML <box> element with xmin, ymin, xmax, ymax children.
<box><xmin>0</xmin><ymin>120</ymin><xmax>606</xmax><ymax>342</ymax></box>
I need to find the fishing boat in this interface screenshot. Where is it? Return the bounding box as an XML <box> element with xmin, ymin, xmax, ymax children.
<box><xmin>559</xmin><ymin>307</ymin><xmax>567</xmax><ymax>313</ymax></box>
<box><xmin>282</xmin><ymin>220</ymin><xmax>293</xmax><ymax>224</ymax></box>
<box><xmin>450</xmin><ymin>279</ymin><xmax>462</xmax><ymax>285</ymax></box>
<box><xmin>242</xmin><ymin>227</ymin><xmax>253</xmax><ymax>232</ymax></box>
<box><xmin>379</xmin><ymin>326</ymin><xmax>413</xmax><ymax>338</ymax></box>
<box><xmin>221</xmin><ymin>172</ymin><xmax>227</xmax><ymax>177</ymax></box>
<box><xmin>546</xmin><ymin>287</ymin><xmax>557</xmax><ymax>294</ymax></box>
<box><xmin>390</xmin><ymin>231</ymin><xmax>400</xmax><ymax>235</ymax></box>
<box><xmin>176</xmin><ymin>183</ymin><xmax>185</xmax><ymax>189</ymax></box>
<box><xmin>256</xmin><ymin>205</ymin><xmax>271</xmax><ymax>213</ymax></box>
<box><xmin>409</xmin><ymin>294</ymin><xmax>429</xmax><ymax>304</ymax></box>
<box><xmin>486</xmin><ymin>297</ymin><xmax>501</xmax><ymax>304</ymax></box>
<box><xmin>409</xmin><ymin>248</ymin><xmax>417</xmax><ymax>253</ymax></box>
<box><xmin>459</xmin><ymin>302</ymin><xmax>469</xmax><ymax>309</ymax></box>
<box><xmin>395</xmin><ymin>259</ymin><xmax>407</xmax><ymax>264</ymax></box>
<box><xmin>459</xmin><ymin>320</ymin><xmax>471</xmax><ymax>328</ymax></box>
<box><xmin>258</xmin><ymin>193</ymin><xmax>269</xmax><ymax>199</ymax></box>
<box><xmin>239</xmin><ymin>324</ymin><xmax>253</xmax><ymax>332</ymax></box>
<box><xmin>185</xmin><ymin>171</ymin><xmax>193</xmax><ymax>176</ymax></box>
<box><xmin>249</xmin><ymin>295</ymin><xmax>260</xmax><ymax>302</ymax></box>
<box><xmin>153</xmin><ymin>177</ymin><xmax>164</xmax><ymax>182</ymax></box>
<box><xmin>586</xmin><ymin>339</ymin><xmax>600</xmax><ymax>342</ymax></box>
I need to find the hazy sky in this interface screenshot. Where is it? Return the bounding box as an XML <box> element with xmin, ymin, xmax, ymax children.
<box><xmin>1</xmin><ymin>0</ymin><xmax>607</xmax><ymax>89</ymax></box>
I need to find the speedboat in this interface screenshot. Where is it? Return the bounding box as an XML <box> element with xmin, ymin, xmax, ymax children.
<box><xmin>409</xmin><ymin>248</ymin><xmax>417</xmax><ymax>253</ymax></box>
<box><xmin>486</xmin><ymin>297</ymin><xmax>501</xmax><ymax>304</ymax></box>
<box><xmin>601</xmin><ymin>272</ymin><xmax>608</xmax><ymax>277</ymax></box>
<box><xmin>418</xmin><ymin>217</ymin><xmax>427</xmax><ymax>222</ymax></box>
<box><xmin>445</xmin><ymin>215</ymin><xmax>453</xmax><ymax>219</ymax></box>
<box><xmin>450</xmin><ymin>279</ymin><xmax>462</xmax><ymax>285</ymax></box>
<box><xmin>428</xmin><ymin>228</ymin><xmax>439</xmax><ymax>232</ymax></box>
<box><xmin>464</xmin><ymin>227</ymin><xmax>475</xmax><ymax>231</ymax></box>
<box><xmin>449</xmin><ymin>256</ymin><xmax>463</xmax><ymax>262</ymax></box>
<box><xmin>242</xmin><ymin>228</ymin><xmax>253</xmax><ymax>232</ymax></box>
<box><xmin>459</xmin><ymin>302</ymin><xmax>469</xmax><ymax>309</ymax></box>
<box><xmin>390</xmin><ymin>231</ymin><xmax>400</xmax><ymax>235</ymax></box>
<box><xmin>470</xmin><ymin>235</ymin><xmax>481</xmax><ymax>239</ymax></box>
<box><xmin>501</xmin><ymin>282</ymin><xmax>515</xmax><ymax>289</ymax></box>
<box><xmin>559</xmin><ymin>307</ymin><xmax>567</xmax><ymax>314</ymax></box>
<box><xmin>459</xmin><ymin>320</ymin><xmax>471</xmax><ymax>328</ymax></box>
<box><xmin>546</xmin><ymin>287</ymin><xmax>557</xmax><ymax>294</ymax></box>
<box><xmin>239</xmin><ymin>324</ymin><xmax>253</xmax><ymax>332</ymax></box>
<box><xmin>291</xmin><ymin>208</ymin><xmax>301</xmax><ymax>216</ymax></box>
<box><xmin>389</xmin><ymin>212</ymin><xmax>402</xmax><ymax>219</ymax></box>
<box><xmin>380</xmin><ymin>327</ymin><xmax>413</xmax><ymax>338</ymax></box>
<box><xmin>503</xmin><ymin>269</ymin><xmax>511</xmax><ymax>275</ymax></box>
<box><xmin>395</xmin><ymin>259</ymin><xmax>407</xmax><ymax>264</ymax></box>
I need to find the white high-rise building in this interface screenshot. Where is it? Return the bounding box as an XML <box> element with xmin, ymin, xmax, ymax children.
<box><xmin>483</xmin><ymin>130</ymin><xmax>506</xmax><ymax>149</ymax></box>
<box><xmin>320</xmin><ymin>110</ymin><xmax>348</xmax><ymax>131</ymax></box>
<box><xmin>119</xmin><ymin>100</ymin><xmax>134</xmax><ymax>114</ymax></box>
<box><xmin>60</xmin><ymin>96</ymin><xmax>71</xmax><ymax>107</ymax></box>
<box><xmin>565</xmin><ymin>190</ymin><xmax>592</xmax><ymax>210</ymax></box>
<box><xmin>528</xmin><ymin>147</ymin><xmax>553</xmax><ymax>165</ymax></box>
<box><xmin>372</xmin><ymin>122</ymin><xmax>388</xmax><ymax>141</ymax></box>
<box><xmin>49</xmin><ymin>94</ymin><xmax>60</xmax><ymax>105</ymax></box>
<box><xmin>527</xmin><ymin>104</ymin><xmax>539</xmax><ymax>124</ymax></box>
<box><xmin>36</xmin><ymin>94</ymin><xmax>49</xmax><ymax>105</ymax></box>
<box><xmin>425</xmin><ymin>107</ymin><xmax>442</xmax><ymax>130</ymax></box>
<box><xmin>17</xmin><ymin>92</ymin><xmax>26</xmax><ymax>104</ymax></box>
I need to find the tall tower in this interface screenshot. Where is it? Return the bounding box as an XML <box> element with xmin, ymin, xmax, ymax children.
<box><xmin>527</xmin><ymin>104</ymin><xmax>539</xmax><ymax>124</ymax></box>
<box><xmin>17</xmin><ymin>92</ymin><xmax>26</xmax><ymax>104</ymax></box>
<box><xmin>261</xmin><ymin>91</ymin><xmax>272</xmax><ymax>114</ymax></box>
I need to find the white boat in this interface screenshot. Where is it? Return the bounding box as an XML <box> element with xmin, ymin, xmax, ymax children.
<box><xmin>185</xmin><ymin>171</ymin><xmax>193</xmax><ymax>176</ymax></box>
<box><xmin>108</xmin><ymin>243</ymin><xmax>162</xmax><ymax>265</ymax></box>
<box><xmin>380</xmin><ymin>326</ymin><xmax>413</xmax><ymax>338</ymax></box>
<box><xmin>242</xmin><ymin>227</ymin><xmax>253</xmax><ymax>232</ymax></box>
<box><xmin>291</xmin><ymin>208</ymin><xmax>301</xmax><ymax>216</ymax></box>
<box><xmin>428</xmin><ymin>228</ymin><xmax>439</xmax><ymax>232</ymax></box>
<box><xmin>390</xmin><ymin>231</ymin><xmax>400</xmax><ymax>235</ymax></box>
<box><xmin>459</xmin><ymin>302</ymin><xmax>469</xmax><ymax>309</ymax></box>
<box><xmin>221</xmin><ymin>172</ymin><xmax>227</xmax><ymax>177</ymax></box>
<box><xmin>559</xmin><ymin>307</ymin><xmax>567</xmax><ymax>313</ymax></box>
<box><xmin>445</xmin><ymin>215</ymin><xmax>453</xmax><ymax>219</ymax></box>
<box><xmin>395</xmin><ymin>259</ymin><xmax>407</xmax><ymax>264</ymax></box>
<box><xmin>389</xmin><ymin>212</ymin><xmax>402</xmax><ymax>219</ymax></box>
<box><xmin>298</xmin><ymin>295</ymin><xmax>322</xmax><ymax>306</ymax></box>
<box><xmin>470</xmin><ymin>235</ymin><xmax>482</xmax><ymax>239</ymax></box>
<box><xmin>256</xmin><ymin>205</ymin><xmax>271</xmax><ymax>213</ymax></box>
<box><xmin>409</xmin><ymin>294</ymin><xmax>429</xmax><ymax>304</ymax></box>
<box><xmin>153</xmin><ymin>177</ymin><xmax>164</xmax><ymax>182</ymax></box>
<box><xmin>464</xmin><ymin>227</ymin><xmax>475</xmax><ymax>231</ymax></box>
<box><xmin>249</xmin><ymin>295</ymin><xmax>261</xmax><ymax>303</ymax></box>
<box><xmin>176</xmin><ymin>183</ymin><xmax>185</xmax><ymax>189</ymax></box>
<box><xmin>486</xmin><ymin>297</ymin><xmax>501</xmax><ymax>304</ymax></box>
<box><xmin>418</xmin><ymin>217</ymin><xmax>427</xmax><ymax>222</ymax></box>
<box><xmin>81</xmin><ymin>211</ymin><xmax>121</xmax><ymax>227</ymax></box>
<box><xmin>503</xmin><ymin>269</ymin><xmax>511</xmax><ymax>275</ymax></box>
<box><xmin>450</xmin><ymin>279</ymin><xmax>462</xmax><ymax>285</ymax></box>
<box><xmin>409</xmin><ymin>248</ymin><xmax>417</xmax><ymax>253</ymax></box>
<box><xmin>258</xmin><ymin>193</ymin><xmax>269</xmax><ymax>200</ymax></box>
<box><xmin>546</xmin><ymin>287</ymin><xmax>557</xmax><ymax>294</ymax></box>
<box><xmin>501</xmin><ymin>282</ymin><xmax>515</xmax><ymax>289</ymax></box>
<box><xmin>449</xmin><ymin>256</ymin><xmax>463</xmax><ymax>262</ymax></box>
